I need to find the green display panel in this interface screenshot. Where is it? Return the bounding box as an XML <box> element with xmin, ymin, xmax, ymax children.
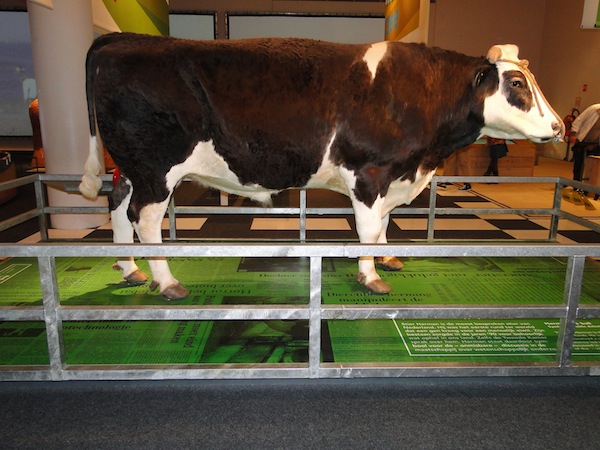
<box><xmin>327</xmin><ymin>318</ymin><xmax>600</xmax><ymax>363</ymax></box>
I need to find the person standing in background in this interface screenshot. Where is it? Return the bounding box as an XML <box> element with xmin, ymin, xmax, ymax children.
<box><xmin>570</xmin><ymin>103</ymin><xmax>600</xmax><ymax>181</ymax></box>
<box><xmin>484</xmin><ymin>137</ymin><xmax>508</xmax><ymax>177</ymax></box>
<box><xmin>460</xmin><ymin>137</ymin><xmax>508</xmax><ymax>191</ymax></box>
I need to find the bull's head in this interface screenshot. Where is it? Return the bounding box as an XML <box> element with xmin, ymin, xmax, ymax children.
<box><xmin>479</xmin><ymin>44</ymin><xmax>564</xmax><ymax>143</ymax></box>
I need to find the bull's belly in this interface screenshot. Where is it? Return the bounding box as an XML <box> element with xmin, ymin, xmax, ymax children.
<box><xmin>164</xmin><ymin>139</ymin><xmax>348</xmax><ymax>205</ymax></box>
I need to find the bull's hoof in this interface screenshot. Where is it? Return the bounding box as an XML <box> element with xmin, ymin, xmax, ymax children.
<box><xmin>125</xmin><ymin>269</ymin><xmax>149</xmax><ymax>285</ymax></box>
<box><xmin>113</xmin><ymin>264</ymin><xmax>149</xmax><ymax>286</ymax></box>
<box><xmin>160</xmin><ymin>283</ymin><xmax>190</xmax><ymax>301</ymax></box>
<box><xmin>356</xmin><ymin>272</ymin><xmax>392</xmax><ymax>294</ymax></box>
<box><xmin>376</xmin><ymin>257</ymin><xmax>404</xmax><ymax>271</ymax></box>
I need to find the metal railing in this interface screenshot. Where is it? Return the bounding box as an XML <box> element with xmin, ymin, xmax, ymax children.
<box><xmin>1</xmin><ymin>174</ymin><xmax>599</xmax><ymax>381</ymax></box>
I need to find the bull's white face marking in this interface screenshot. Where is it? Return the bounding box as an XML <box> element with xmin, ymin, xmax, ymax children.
<box><xmin>363</xmin><ymin>42</ymin><xmax>388</xmax><ymax>80</ymax></box>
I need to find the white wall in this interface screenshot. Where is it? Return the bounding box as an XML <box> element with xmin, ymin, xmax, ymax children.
<box><xmin>228</xmin><ymin>15</ymin><xmax>384</xmax><ymax>43</ymax></box>
<box><xmin>428</xmin><ymin>0</ymin><xmax>547</xmax><ymax>73</ymax></box>
<box><xmin>538</xmin><ymin>0</ymin><xmax>600</xmax><ymax>115</ymax></box>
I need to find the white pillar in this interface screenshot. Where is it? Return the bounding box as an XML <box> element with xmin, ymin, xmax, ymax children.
<box><xmin>27</xmin><ymin>0</ymin><xmax>108</xmax><ymax>229</ymax></box>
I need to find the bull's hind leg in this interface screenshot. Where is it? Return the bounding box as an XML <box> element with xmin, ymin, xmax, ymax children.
<box><xmin>110</xmin><ymin>177</ymin><xmax>149</xmax><ymax>285</ymax></box>
<box><xmin>135</xmin><ymin>197</ymin><xmax>189</xmax><ymax>300</ymax></box>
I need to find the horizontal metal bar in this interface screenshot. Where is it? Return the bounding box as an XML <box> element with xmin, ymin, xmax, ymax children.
<box><xmin>173</xmin><ymin>206</ymin><xmax>302</xmax><ymax>215</ymax></box>
<box><xmin>318</xmin><ymin>364</ymin><xmax>599</xmax><ymax>378</ymax></box>
<box><xmin>58</xmin><ymin>305</ymin><xmax>309</xmax><ymax>321</ymax></box>
<box><xmin>558</xmin><ymin>210</ymin><xmax>600</xmax><ymax>234</ymax></box>
<box><xmin>434</xmin><ymin>176</ymin><xmax>600</xmax><ymax>194</ymax></box>
<box><xmin>1</xmin><ymin>363</ymin><xmax>598</xmax><ymax>382</ymax></box>
<box><xmin>3</xmin><ymin>303</ymin><xmax>597</xmax><ymax>319</ymax></box>
<box><xmin>431</xmin><ymin>208</ymin><xmax>557</xmax><ymax>216</ymax></box>
<box><xmin>321</xmin><ymin>305</ymin><xmax>569</xmax><ymax>320</ymax></box>
<box><xmin>173</xmin><ymin>206</ymin><xmax>437</xmax><ymax>216</ymax></box>
<box><xmin>0</xmin><ymin>243</ymin><xmax>342</xmax><ymax>258</ymax></box>
<box><xmin>0</xmin><ymin>208</ymin><xmax>41</xmax><ymax>232</ymax></box>
<box><xmin>433</xmin><ymin>176</ymin><xmax>564</xmax><ymax>184</ymax></box>
<box><xmin>0</xmin><ymin>174</ymin><xmax>39</xmax><ymax>191</ymax></box>
<box><xmin>171</xmin><ymin>205</ymin><xmax>562</xmax><ymax>218</ymax></box>
<box><xmin>5</xmin><ymin>304</ymin><xmax>597</xmax><ymax>323</ymax></box>
<box><xmin>60</xmin><ymin>365</ymin><xmax>309</xmax><ymax>380</ymax></box>
<box><xmin>1</xmin><ymin>242</ymin><xmax>599</xmax><ymax>259</ymax></box>
<box><xmin>342</xmin><ymin>244</ymin><xmax>600</xmax><ymax>258</ymax></box>
<box><xmin>577</xmin><ymin>307</ymin><xmax>600</xmax><ymax>319</ymax></box>
<box><xmin>41</xmin><ymin>206</ymin><xmax>112</xmax><ymax>215</ymax></box>
<box><xmin>0</xmin><ymin>307</ymin><xmax>45</xmax><ymax>321</ymax></box>
<box><xmin>0</xmin><ymin>367</ymin><xmax>52</xmax><ymax>382</ymax></box>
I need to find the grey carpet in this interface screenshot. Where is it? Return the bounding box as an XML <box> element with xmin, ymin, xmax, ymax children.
<box><xmin>1</xmin><ymin>377</ymin><xmax>600</xmax><ymax>449</ymax></box>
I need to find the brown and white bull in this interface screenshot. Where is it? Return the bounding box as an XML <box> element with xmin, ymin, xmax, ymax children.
<box><xmin>79</xmin><ymin>32</ymin><xmax>564</xmax><ymax>300</ymax></box>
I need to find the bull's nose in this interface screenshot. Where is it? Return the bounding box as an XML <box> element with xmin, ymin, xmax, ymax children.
<box><xmin>552</xmin><ymin>121</ymin><xmax>565</xmax><ymax>136</ymax></box>
<box><xmin>550</xmin><ymin>121</ymin><xmax>565</xmax><ymax>142</ymax></box>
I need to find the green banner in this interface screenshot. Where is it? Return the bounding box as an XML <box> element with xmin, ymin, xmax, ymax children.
<box><xmin>102</xmin><ymin>0</ymin><xmax>169</xmax><ymax>36</ymax></box>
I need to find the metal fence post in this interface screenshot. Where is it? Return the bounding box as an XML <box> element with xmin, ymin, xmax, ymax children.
<box><xmin>309</xmin><ymin>256</ymin><xmax>322</xmax><ymax>378</ymax></box>
<box><xmin>557</xmin><ymin>255</ymin><xmax>585</xmax><ymax>367</ymax></box>
<box><xmin>427</xmin><ymin>179</ymin><xmax>438</xmax><ymax>242</ymax></box>
<box><xmin>34</xmin><ymin>176</ymin><xmax>48</xmax><ymax>242</ymax></box>
<box><xmin>38</xmin><ymin>256</ymin><xmax>65</xmax><ymax>380</ymax></box>
<box><xmin>300</xmin><ymin>190</ymin><xmax>307</xmax><ymax>243</ymax></box>
<box><xmin>549</xmin><ymin>182</ymin><xmax>563</xmax><ymax>241</ymax></box>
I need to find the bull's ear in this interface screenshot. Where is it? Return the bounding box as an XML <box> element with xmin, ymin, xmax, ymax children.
<box><xmin>487</xmin><ymin>46</ymin><xmax>503</xmax><ymax>64</ymax></box>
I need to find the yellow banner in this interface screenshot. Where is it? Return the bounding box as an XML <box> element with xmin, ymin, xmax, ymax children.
<box><xmin>385</xmin><ymin>0</ymin><xmax>420</xmax><ymax>41</ymax></box>
<box><xmin>101</xmin><ymin>0</ymin><xmax>169</xmax><ymax>36</ymax></box>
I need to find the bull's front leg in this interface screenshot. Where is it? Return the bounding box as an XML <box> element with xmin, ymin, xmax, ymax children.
<box><xmin>351</xmin><ymin>197</ymin><xmax>393</xmax><ymax>294</ymax></box>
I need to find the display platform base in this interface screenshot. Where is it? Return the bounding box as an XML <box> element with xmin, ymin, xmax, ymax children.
<box><xmin>1</xmin><ymin>255</ymin><xmax>600</xmax><ymax>366</ymax></box>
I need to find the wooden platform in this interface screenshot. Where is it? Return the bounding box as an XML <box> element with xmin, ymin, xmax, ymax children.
<box><xmin>444</xmin><ymin>139</ymin><xmax>537</xmax><ymax>177</ymax></box>
<box><xmin>584</xmin><ymin>156</ymin><xmax>600</xmax><ymax>187</ymax></box>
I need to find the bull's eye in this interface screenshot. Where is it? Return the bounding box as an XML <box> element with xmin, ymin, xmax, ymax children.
<box><xmin>502</xmin><ymin>70</ymin><xmax>533</xmax><ymax>112</ymax></box>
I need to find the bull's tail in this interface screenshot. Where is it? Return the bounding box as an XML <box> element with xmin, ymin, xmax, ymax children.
<box><xmin>79</xmin><ymin>136</ymin><xmax>103</xmax><ymax>199</ymax></box>
<box><xmin>79</xmin><ymin>39</ymin><xmax>104</xmax><ymax>199</ymax></box>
